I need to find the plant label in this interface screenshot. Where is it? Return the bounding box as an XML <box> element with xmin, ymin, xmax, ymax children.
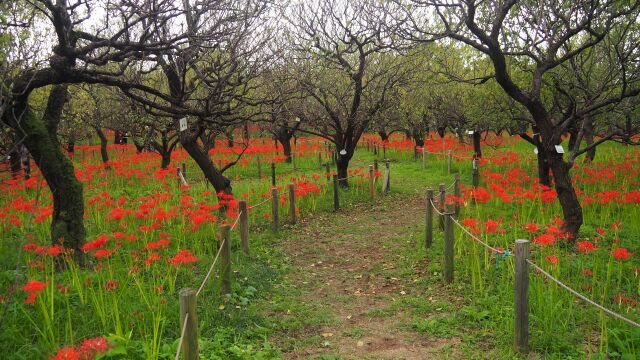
<box><xmin>339</xmin><ymin>149</ymin><xmax>347</xmax><ymax>155</ymax></box>
<box><xmin>179</xmin><ymin>117</ymin><xmax>188</xmax><ymax>132</ymax></box>
<box><xmin>534</xmin><ymin>148</ymin><xmax>539</xmax><ymax>154</ymax></box>
<box><xmin>467</xmin><ymin>130</ymin><xmax>474</xmax><ymax>135</ymax></box>
<box><xmin>555</xmin><ymin>145</ymin><xmax>565</xmax><ymax>154</ymax></box>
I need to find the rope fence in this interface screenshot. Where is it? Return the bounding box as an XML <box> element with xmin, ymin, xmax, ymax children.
<box><xmin>173</xmin><ymin>160</ymin><xmax>390</xmax><ymax>359</ymax></box>
<box><xmin>526</xmin><ymin>259</ymin><xmax>640</xmax><ymax>328</ymax></box>
<box><xmin>423</xmin><ymin>174</ymin><xmax>640</xmax><ymax>355</ymax></box>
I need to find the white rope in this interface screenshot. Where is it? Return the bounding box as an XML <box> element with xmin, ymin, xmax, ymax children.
<box><xmin>196</xmin><ymin>237</ymin><xmax>226</xmax><ymax>297</ymax></box>
<box><xmin>451</xmin><ymin>217</ymin><xmax>507</xmax><ymax>255</ymax></box>
<box><xmin>429</xmin><ymin>198</ymin><xmax>445</xmax><ymax>216</ymax></box>
<box><xmin>174</xmin><ymin>312</ymin><xmax>189</xmax><ymax>360</ymax></box>
<box><xmin>229</xmin><ymin>211</ymin><xmax>242</xmax><ymax>231</ymax></box>
<box><xmin>178</xmin><ymin>171</ymin><xmax>188</xmax><ymax>186</ymax></box>
<box><xmin>526</xmin><ymin>259</ymin><xmax>640</xmax><ymax>328</ymax></box>
<box><xmin>247</xmin><ymin>198</ymin><xmax>270</xmax><ymax>209</ymax></box>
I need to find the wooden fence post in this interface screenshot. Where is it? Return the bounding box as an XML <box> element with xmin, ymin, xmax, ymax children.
<box><xmin>472</xmin><ymin>156</ymin><xmax>480</xmax><ymax>188</ymax></box>
<box><xmin>368</xmin><ymin>165</ymin><xmax>375</xmax><ymax>199</ymax></box>
<box><xmin>422</xmin><ymin>146</ymin><xmax>426</xmax><ymax>169</ymax></box>
<box><xmin>288</xmin><ymin>183</ymin><xmax>296</xmax><ymax>224</ymax></box>
<box><xmin>220</xmin><ymin>225</ymin><xmax>232</xmax><ymax>294</ymax></box>
<box><xmin>443</xmin><ymin>204</ymin><xmax>455</xmax><ymax>284</ymax></box>
<box><xmin>176</xmin><ymin>166</ymin><xmax>181</xmax><ymax>187</ymax></box>
<box><xmin>271</xmin><ymin>162</ymin><xmax>276</xmax><ymax>186</ymax></box>
<box><xmin>239</xmin><ymin>200</ymin><xmax>249</xmax><ymax>254</ymax></box>
<box><xmin>515</xmin><ymin>239</ymin><xmax>530</xmax><ymax>354</ymax></box>
<box><xmin>257</xmin><ymin>156</ymin><xmax>262</xmax><ymax>178</ymax></box>
<box><xmin>332</xmin><ymin>175</ymin><xmax>339</xmax><ymax>211</ymax></box>
<box><xmin>454</xmin><ymin>173</ymin><xmax>461</xmax><ymax>217</ymax></box>
<box><xmin>438</xmin><ymin>183</ymin><xmax>446</xmax><ymax>230</ymax></box>
<box><xmin>182</xmin><ymin>162</ymin><xmax>186</xmax><ymax>179</ymax></box>
<box><xmin>373</xmin><ymin>159</ymin><xmax>378</xmax><ymax>173</ymax></box>
<box><xmin>179</xmin><ymin>288</ymin><xmax>199</xmax><ymax>360</ymax></box>
<box><xmin>382</xmin><ymin>160</ymin><xmax>390</xmax><ymax>193</ymax></box>
<box><xmin>425</xmin><ymin>188</ymin><xmax>434</xmax><ymax>249</ymax></box>
<box><xmin>271</xmin><ymin>187</ymin><xmax>279</xmax><ymax>232</ymax></box>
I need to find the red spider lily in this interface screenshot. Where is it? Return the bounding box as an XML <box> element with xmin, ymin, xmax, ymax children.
<box><xmin>471</xmin><ymin>187</ymin><xmax>492</xmax><ymax>203</ymax></box>
<box><xmin>52</xmin><ymin>347</ymin><xmax>80</xmax><ymax>360</ymax></box>
<box><xmin>22</xmin><ymin>279</ymin><xmax>46</xmax><ymax>304</ymax></box>
<box><xmin>108</xmin><ymin>207</ymin><xmax>129</xmax><ymax>221</ymax></box>
<box><xmin>595</xmin><ymin>227</ymin><xmax>606</xmax><ymax>236</ymax></box>
<box><xmin>168</xmin><ymin>250</ymin><xmax>198</xmax><ymax>265</ymax></box>
<box><xmin>144</xmin><ymin>239</ymin><xmax>170</xmax><ymax>251</ymax></box>
<box><xmin>533</xmin><ymin>234</ymin><xmax>556</xmax><ymax>247</ymax></box>
<box><xmin>576</xmin><ymin>241</ymin><xmax>596</xmax><ymax>253</ymax></box>
<box><xmin>546</xmin><ymin>256</ymin><xmax>559</xmax><ymax>265</ymax></box>
<box><xmin>613</xmin><ymin>247</ymin><xmax>632</xmax><ymax>261</ymax></box>
<box><xmin>484</xmin><ymin>220</ymin><xmax>499</xmax><ymax>234</ymax></box>
<box><xmin>93</xmin><ymin>249</ymin><xmax>114</xmax><ymax>259</ymax></box>
<box><xmin>144</xmin><ymin>252</ymin><xmax>161</xmax><ymax>266</ymax></box>
<box><xmin>612</xmin><ymin>293</ymin><xmax>638</xmax><ymax>307</ymax></box>
<box><xmin>462</xmin><ymin>219</ymin><xmax>478</xmax><ymax>228</ymax></box>
<box><xmin>540</xmin><ymin>189</ymin><xmax>557</xmax><ymax>203</ymax></box>
<box><xmin>81</xmin><ymin>235</ymin><xmax>110</xmax><ymax>252</ymax></box>
<box><xmin>525</xmin><ymin>223</ymin><xmax>539</xmax><ymax>232</ymax></box>
<box><xmin>581</xmin><ymin>268</ymin><xmax>593</xmax><ymax>276</ymax></box>
<box><xmin>104</xmin><ymin>280</ymin><xmax>119</xmax><ymax>292</ymax></box>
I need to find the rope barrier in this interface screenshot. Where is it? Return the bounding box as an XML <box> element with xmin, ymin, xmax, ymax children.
<box><xmin>451</xmin><ymin>217</ymin><xmax>508</xmax><ymax>255</ymax></box>
<box><xmin>526</xmin><ymin>259</ymin><xmax>640</xmax><ymax>328</ymax></box>
<box><xmin>247</xmin><ymin>198</ymin><xmax>270</xmax><ymax>209</ymax></box>
<box><xmin>174</xmin><ymin>312</ymin><xmax>189</xmax><ymax>360</ymax></box>
<box><xmin>196</xmin><ymin>237</ymin><xmax>226</xmax><ymax>297</ymax></box>
<box><xmin>429</xmin><ymin>198</ymin><xmax>445</xmax><ymax>216</ymax></box>
<box><xmin>229</xmin><ymin>211</ymin><xmax>242</xmax><ymax>231</ymax></box>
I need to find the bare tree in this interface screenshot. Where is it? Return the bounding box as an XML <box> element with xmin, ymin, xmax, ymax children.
<box><xmin>288</xmin><ymin>0</ymin><xmax>414</xmax><ymax>187</ymax></box>
<box><xmin>402</xmin><ymin>0</ymin><xmax>640</xmax><ymax>237</ymax></box>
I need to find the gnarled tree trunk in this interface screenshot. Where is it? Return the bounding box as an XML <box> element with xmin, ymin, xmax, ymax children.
<box><xmin>4</xmin><ymin>86</ymin><xmax>85</xmax><ymax>264</ymax></box>
<box><xmin>94</xmin><ymin>127</ymin><xmax>110</xmax><ymax>167</ymax></box>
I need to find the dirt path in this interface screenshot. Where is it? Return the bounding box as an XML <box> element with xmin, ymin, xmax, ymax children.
<box><xmin>266</xmin><ymin>192</ymin><xmax>467</xmax><ymax>359</ymax></box>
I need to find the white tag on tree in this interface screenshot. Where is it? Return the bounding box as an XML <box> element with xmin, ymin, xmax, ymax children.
<box><xmin>179</xmin><ymin>117</ymin><xmax>188</xmax><ymax>132</ymax></box>
<box><xmin>555</xmin><ymin>145</ymin><xmax>565</xmax><ymax>154</ymax></box>
<box><xmin>339</xmin><ymin>149</ymin><xmax>347</xmax><ymax>155</ymax></box>
<box><xmin>467</xmin><ymin>130</ymin><xmax>474</xmax><ymax>135</ymax></box>
<box><xmin>534</xmin><ymin>148</ymin><xmax>539</xmax><ymax>154</ymax></box>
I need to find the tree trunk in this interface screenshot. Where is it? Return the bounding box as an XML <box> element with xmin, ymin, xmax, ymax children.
<box><xmin>275</xmin><ymin>130</ymin><xmax>293</xmax><ymax>163</ymax></box>
<box><xmin>378</xmin><ymin>131</ymin><xmax>389</xmax><ymax>142</ymax></box>
<box><xmin>437</xmin><ymin>126</ymin><xmax>446</xmax><ymax>138</ymax></box>
<box><xmin>336</xmin><ymin>157</ymin><xmax>350</xmax><ymax>188</ymax></box>
<box><xmin>584</xmin><ymin>117</ymin><xmax>596</xmax><ymax>162</ymax></box>
<box><xmin>8</xmin><ymin>146</ymin><xmax>21</xmax><ymax>179</ymax></box>
<box><xmin>547</xmin><ymin>152</ymin><xmax>583</xmax><ymax>239</ymax></box>
<box><xmin>181</xmin><ymin>129</ymin><xmax>232</xmax><ymax>198</ymax></box>
<box><xmin>472</xmin><ymin>131</ymin><xmax>482</xmax><ymax>158</ymax></box>
<box><xmin>225</xmin><ymin>130</ymin><xmax>234</xmax><ymax>148</ymax></box>
<box><xmin>4</xmin><ymin>86</ymin><xmax>85</xmax><ymax>264</ymax></box>
<box><xmin>531</xmin><ymin>132</ymin><xmax>551</xmax><ymax>186</ymax></box>
<box><xmin>94</xmin><ymin>127</ymin><xmax>110</xmax><ymax>166</ymax></box>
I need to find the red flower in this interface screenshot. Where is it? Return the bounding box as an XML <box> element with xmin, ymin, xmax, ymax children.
<box><xmin>22</xmin><ymin>280</ymin><xmax>46</xmax><ymax>304</ymax></box>
<box><xmin>533</xmin><ymin>234</ymin><xmax>556</xmax><ymax>247</ymax></box>
<box><xmin>93</xmin><ymin>249</ymin><xmax>114</xmax><ymax>259</ymax></box>
<box><xmin>168</xmin><ymin>250</ymin><xmax>198</xmax><ymax>265</ymax></box>
<box><xmin>576</xmin><ymin>241</ymin><xmax>596</xmax><ymax>253</ymax></box>
<box><xmin>613</xmin><ymin>247</ymin><xmax>632</xmax><ymax>261</ymax></box>
<box><xmin>104</xmin><ymin>279</ymin><xmax>119</xmax><ymax>292</ymax></box>
<box><xmin>78</xmin><ymin>337</ymin><xmax>110</xmax><ymax>355</ymax></box>
<box><xmin>525</xmin><ymin>223</ymin><xmax>539</xmax><ymax>232</ymax></box>
<box><xmin>53</xmin><ymin>347</ymin><xmax>80</xmax><ymax>360</ymax></box>
<box><xmin>546</xmin><ymin>256</ymin><xmax>559</xmax><ymax>265</ymax></box>
<box><xmin>484</xmin><ymin>220</ymin><xmax>499</xmax><ymax>234</ymax></box>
